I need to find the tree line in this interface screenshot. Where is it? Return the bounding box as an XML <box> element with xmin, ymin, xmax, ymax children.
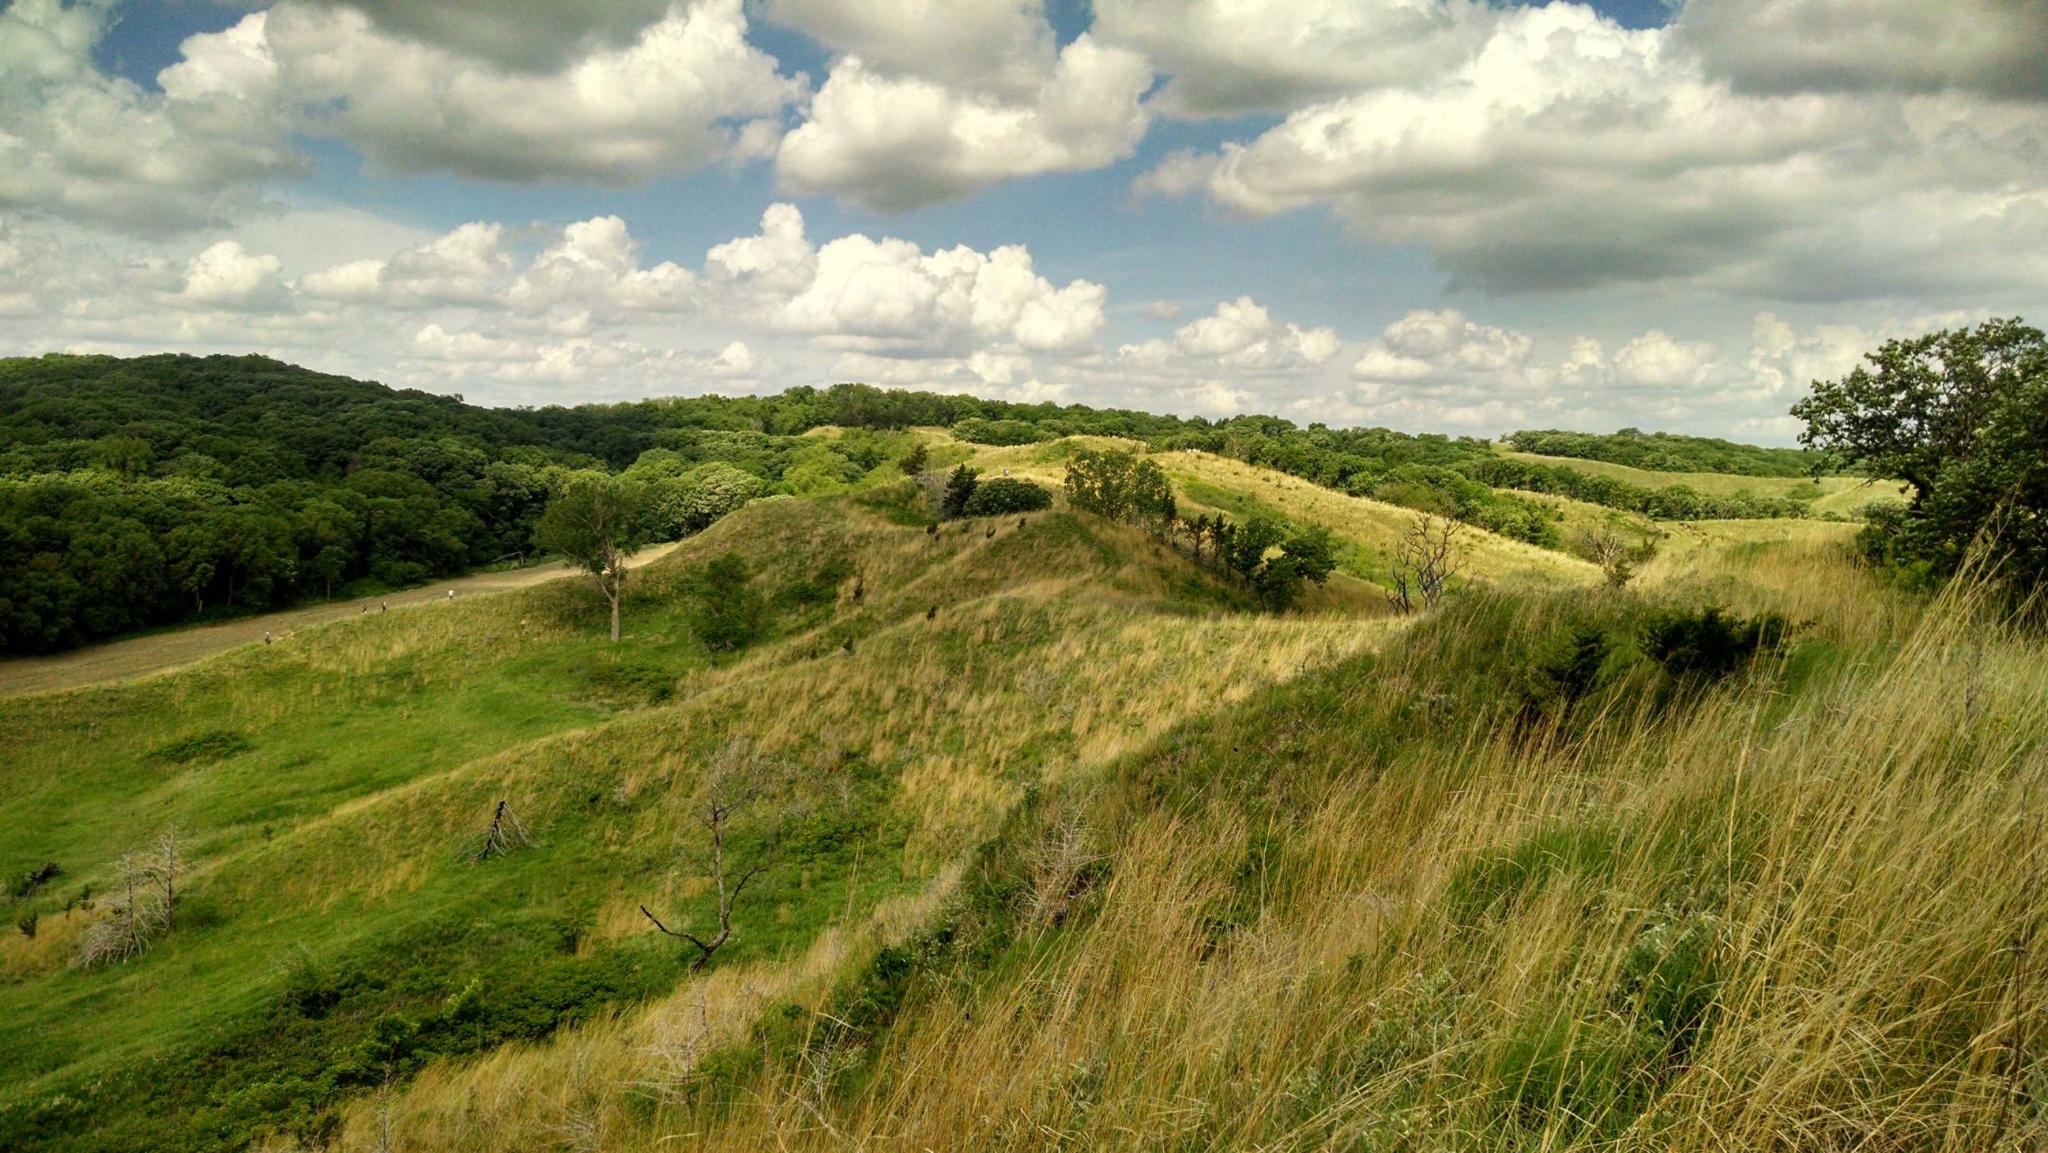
<box><xmin>1504</xmin><ymin>428</ymin><xmax>1819</xmax><ymax>477</ymax></box>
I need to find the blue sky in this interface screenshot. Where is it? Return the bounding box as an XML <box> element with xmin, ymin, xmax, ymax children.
<box><xmin>4</xmin><ymin>0</ymin><xmax>2044</xmax><ymax>440</ymax></box>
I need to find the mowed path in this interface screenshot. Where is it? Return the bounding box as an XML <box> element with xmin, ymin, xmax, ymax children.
<box><xmin>0</xmin><ymin>541</ymin><xmax>684</xmax><ymax>699</ymax></box>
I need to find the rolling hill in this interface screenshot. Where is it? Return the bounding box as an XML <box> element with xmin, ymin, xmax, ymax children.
<box><xmin>3</xmin><ymin>364</ymin><xmax>2039</xmax><ymax>1153</ymax></box>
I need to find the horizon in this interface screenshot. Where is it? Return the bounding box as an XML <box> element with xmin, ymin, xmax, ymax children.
<box><xmin>1</xmin><ymin>346</ymin><xmax>1834</xmax><ymax>448</ymax></box>
<box><xmin>2</xmin><ymin>1</ymin><xmax>2043</xmax><ymax>445</ymax></box>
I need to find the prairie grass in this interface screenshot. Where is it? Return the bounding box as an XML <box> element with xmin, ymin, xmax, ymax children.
<box><xmin>414</xmin><ymin>544</ymin><xmax>2038</xmax><ymax>1153</ymax></box>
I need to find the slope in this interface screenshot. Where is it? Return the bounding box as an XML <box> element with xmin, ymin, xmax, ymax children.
<box><xmin>0</xmin><ymin>489</ymin><xmax>1393</xmax><ymax>1152</ymax></box>
<box><xmin>508</xmin><ymin>529</ymin><xmax>2044</xmax><ymax>1152</ymax></box>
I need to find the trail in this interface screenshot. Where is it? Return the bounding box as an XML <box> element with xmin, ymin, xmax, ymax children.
<box><xmin>0</xmin><ymin>541</ymin><xmax>685</xmax><ymax>698</ymax></box>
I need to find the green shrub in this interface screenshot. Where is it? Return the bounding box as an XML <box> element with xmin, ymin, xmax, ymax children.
<box><xmin>1523</xmin><ymin>624</ymin><xmax>1615</xmax><ymax>714</ymax></box>
<box><xmin>10</xmin><ymin>860</ymin><xmax>60</xmax><ymax>899</ymax></box>
<box><xmin>1639</xmin><ymin>606</ymin><xmax>1788</xmax><ymax>682</ymax></box>
<box><xmin>961</xmin><ymin>478</ymin><xmax>1051</xmax><ymax>516</ymax></box>
<box><xmin>691</xmin><ymin>552</ymin><xmax>765</xmax><ymax>652</ymax></box>
<box><xmin>942</xmin><ymin>465</ymin><xmax>980</xmax><ymax>518</ymax></box>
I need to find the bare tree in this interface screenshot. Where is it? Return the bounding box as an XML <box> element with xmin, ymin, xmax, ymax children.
<box><xmin>74</xmin><ymin>830</ymin><xmax>184</xmax><ymax>970</ymax></box>
<box><xmin>1579</xmin><ymin>525</ymin><xmax>1656</xmax><ymax>589</ymax></box>
<box><xmin>1388</xmin><ymin>514</ymin><xmax>1465</xmax><ymax>613</ymax></box>
<box><xmin>641</xmin><ymin>741</ymin><xmax>781</xmax><ymax>972</ymax></box>
<box><xmin>1024</xmin><ymin>814</ymin><xmax>1102</xmax><ymax>929</ymax></box>
<box><xmin>462</xmin><ymin>800</ymin><xmax>535</xmax><ymax>862</ymax></box>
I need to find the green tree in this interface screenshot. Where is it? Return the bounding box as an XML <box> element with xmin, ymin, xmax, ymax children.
<box><xmin>1793</xmin><ymin>318</ymin><xmax>2048</xmax><ymax>591</ymax></box>
<box><xmin>897</xmin><ymin>442</ymin><xmax>930</xmax><ymax>476</ymax></box>
<box><xmin>942</xmin><ymin>464</ymin><xmax>980</xmax><ymax>518</ymax></box>
<box><xmin>1792</xmin><ymin>318</ymin><xmax>2045</xmax><ymax>500</ymax></box>
<box><xmin>1064</xmin><ymin>448</ymin><xmax>1175</xmax><ymax>528</ymax></box>
<box><xmin>535</xmin><ymin>472</ymin><xmax>647</xmax><ymax>642</ymax></box>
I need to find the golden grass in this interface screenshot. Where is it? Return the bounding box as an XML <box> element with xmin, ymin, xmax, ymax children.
<box><xmin>609</xmin><ymin>560</ymin><xmax>2046</xmax><ymax>1152</ymax></box>
<box><xmin>1638</xmin><ymin>519</ymin><xmax>1917</xmax><ymax>644</ymax></box>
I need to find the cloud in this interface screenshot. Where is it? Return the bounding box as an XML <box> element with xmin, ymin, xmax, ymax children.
<box><xmin>702</xmin><ymin>204</ymin><xmax>1108</xmax><ymax>355</ymax></box>
<box><xmin>1093</xmin><ymin>0</ymin><xmax>1488</xmax><ymax>118</ymax></box>
<box><xmin>1674</xmin><ymin>0</ymin><xmax>2048</xmax><ymax>101</ymax></box>
<box><xmin>510</xmin><ymin>217</ymin><xmax>695</xmax><ymax>315</ymax></box>
<box><xmin>237</xmin><ymin>0</ymin><xmax>797</xmax><ymax>183</ymax></box>
<box><xmin>1144</xmin><ymin>2</ymin><xmax>2048</xmax><ymax>301</ymax></box>
<box><xmin>762</xmin><ymin>0</ymin><xmax>1055</xmax><ymax>97</ymax></box>
<box><xmin>776</xmin><ymin>34</ymin><xmax>1152</xmax><ymax>211</ymax></box>
<box><xmin>1173</xmin><ymin>296</ymin><xmax>1339</xmax><ymax>368</ymax></box>
<box><xmin>301</xmin><ymin>222</ymin><xmax>511</xmax><ymax>307</ymax></box>
<box><xmin>284</xmin><ymin>0</ymin><xmax>674</xmax><ymax>72</ymax></box>
<box><xmin>171</xmin><ymin>240</ymin><xmax>287</xmax><ymax>311</ymax></box>
<box><xmin>0</xmin><ymin>0</ymin><xmax>297</xmax><ymax>233</ymax></box>
<box><xmin>1053</xmin><ymin>295</ymin><xmax>1343</xmax><ymax>417</ymax></box>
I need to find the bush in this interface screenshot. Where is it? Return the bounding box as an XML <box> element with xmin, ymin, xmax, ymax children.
<box><xmin>962</xmin><ymin>478</ymin><xmax>1052</xmax><ymax>516</ymax></box>
<box><xmin>691</xmin><ymin>552</ymin><xmax>765</xmax><ymax>652</ymax></box>
<box><xmin>10</xmin><ymin>860</ymin><xmax>60</xmax><ymax>899</ymax></box>
<box><xmin>1639</xmin><ymin>606</ymin><xmax>1789</xmax><ymax>682</ymax></box>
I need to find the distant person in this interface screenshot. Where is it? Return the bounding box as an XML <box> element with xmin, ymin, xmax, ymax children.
<box><xmin>263</xmin><ymin>631</ymin><xmax>272</xmax><ymax>645</ymax></box>
<box><xmin>447</xmin><ymin>590</ymin><xmax>455</xmax><ymax>601</ymax></box>
<box><xmin>381</xmin><ymin>602</ymin><xmax>388</xmax><ymax>612</ymax></box>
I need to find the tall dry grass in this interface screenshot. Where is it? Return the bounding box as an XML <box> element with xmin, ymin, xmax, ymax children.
<box><xmin>604</xmin><ymin>566</ymin><xmax>2045</xmax><ymax>1150</ymax></box>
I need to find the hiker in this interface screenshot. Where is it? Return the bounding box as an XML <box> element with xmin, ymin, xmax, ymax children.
<box><xmin>381</xmin><ymin>602</ymin><xmax>388</xmax><ymax>612</ymax></box>
<box><xmin>263</xmin><ymin>631</ymin><xmax>272</xmax><ymax>645</ymax></box>
<box><xmin>447</xmin><ymin>590</ymin><xmax>456</xmax><ymax>601</ymax></box>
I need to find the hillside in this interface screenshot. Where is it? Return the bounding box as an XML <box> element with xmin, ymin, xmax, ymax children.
<box><xmin>6</xmin><ymin>358</ymin><xmax>2039</xmax><ymax>1153</ymax></box>
<box><xmin>1504</xmin><ymin>428</ymin><xmax>1820</xmax><ymax>477</ymax></box>
<box><xmin>3</xmin><ymin>422</ymin><xmax>2037</xmax><ymax>1151</ymax></box>
<box><xmin>1493</xmin><ymin>443</ymin><xmax>1911</xmax><ymax>517</ymax></box>
<box><xmin>0</xmin><ymin>491</ymin><xmax>1392</xmax><ymax>1151</ymax></box>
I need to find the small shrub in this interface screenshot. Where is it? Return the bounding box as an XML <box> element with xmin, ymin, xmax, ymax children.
<box><xmin>942</xmin><ymin>464</ymin><xmax>980</xmax><ymax>518</ymax></box>
<box><xmin>16</xmin><ymin>910</ymin><xmax>36</xmax><ymax>939</ymax></box>
<box><xmin>1639</xmin><ymin>605</ymin><xmax>1789</xmax><ymax>682</ymax></box>
<box><xmin>962</xmin><ymin>477</ymin><xmax>1052</xmax><ymax>516</ymax></box>
<box><xmin>11</xmin><ymin>860</ymin><xmax>60</xmax><ymax>898</ymax></box>
<box><xmin>1523</xmin><ymin>624</ymin><xmax>1614</xmax><ymax>714</ymax></box>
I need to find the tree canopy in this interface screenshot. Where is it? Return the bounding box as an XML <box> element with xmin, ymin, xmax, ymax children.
<box><xmin>1793</xmin><ymin>317</ymin><xmax>2048</xmax><ymax>595</ymax></box>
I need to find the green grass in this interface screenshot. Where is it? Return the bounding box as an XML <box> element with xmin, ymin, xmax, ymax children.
<box><xmin>0</xmin><ymin>491</ymin><xmax>1386</xmax><ymax>1152</ymax></box>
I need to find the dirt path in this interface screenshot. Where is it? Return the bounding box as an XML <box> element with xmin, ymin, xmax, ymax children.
<box><xmin>0</xmin><ymin>542</ymin><xmax>685</xmax><ymax>699</ymax></box>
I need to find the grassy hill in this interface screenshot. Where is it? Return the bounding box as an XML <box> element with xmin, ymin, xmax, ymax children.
<box><xmin>3</xmin><ymin>401</ymin><xmax>2037</xmax><ymax>1152</ymax></box>
<box><xmin>0</xmin><ymin>489</ymin><xmax>1392</xmax><ymax>1151</ymax></box>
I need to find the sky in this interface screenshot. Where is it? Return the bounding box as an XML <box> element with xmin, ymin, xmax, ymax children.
<box><xmin>1</xmin><ymin>0</ymin><xmax>2044</xmax><ymax>442</ymax></box>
